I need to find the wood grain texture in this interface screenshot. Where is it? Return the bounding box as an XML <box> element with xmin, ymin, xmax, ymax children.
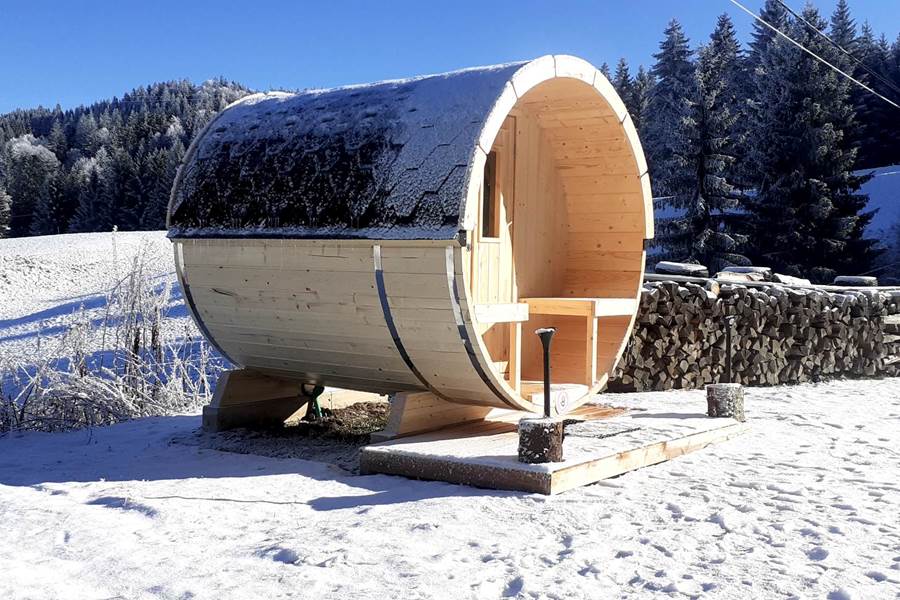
<box><xmin>175</xmin><ymin>55</ymin><xmax>654</xmax><ymax>419</ymax></box>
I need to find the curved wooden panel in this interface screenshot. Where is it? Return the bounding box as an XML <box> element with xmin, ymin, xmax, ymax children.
<box><xmin>171</xmin><ymin>55</ymin><xmax>653</xmax><ymax>416</ymax></box>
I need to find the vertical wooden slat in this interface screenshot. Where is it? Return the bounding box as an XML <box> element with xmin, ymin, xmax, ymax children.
<box><xmin>585</xmin><ymin>316</ymin><xmax>598</xmax><ymax>386</ymax></box>
<box><xmin>508</xmin><ymin>321</ymin><xmax>521</xmax><ymax>393</ymax></box>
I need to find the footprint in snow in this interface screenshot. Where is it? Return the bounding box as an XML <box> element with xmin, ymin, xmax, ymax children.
<box><xmin>502</xmin><ymin>576</ymin><xmax>524</xmax><ymax>597</ymax></box>
<box><xmin>864</xmin><ymin>571</ymin><xmax>887</xmax><ymax>582</ymax></box>
<box><xmin>85</xmin><ymin>496</ymin><xmax>158</xmax><ymax>518</ymax></box>
<box><xmin>272</xmin><ymin>548</ymin><xmax>299</xmax><ymax>564</ymax></box>
<box><xmin>806</xmin><ymin>547</ymin><xmax>829</xmax><ymax>561</ymax></box>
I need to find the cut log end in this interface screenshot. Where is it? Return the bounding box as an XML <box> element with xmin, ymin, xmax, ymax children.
<box><xmin>518</xmin><ymin>417</ymin><xmax>565</xmax><ymax>463</ymax></box>
<box><xmin>706</xmin><ymin>383</ymin><xmax>746</xmax><ymax>422</ymax></box>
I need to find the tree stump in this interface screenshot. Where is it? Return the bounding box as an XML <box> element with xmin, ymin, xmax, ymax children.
<box><xmin>706</xmin><ymin>383</ymin><xmax>746</xmax><ymax>422</ymax></box>
<box><xmin>518</xmin><ymin>417</ymin><xmax>564</xmax><ymax>463</ymax></box>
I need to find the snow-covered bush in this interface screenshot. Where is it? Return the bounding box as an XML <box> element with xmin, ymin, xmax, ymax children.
<box><xmin>0</xmin><ymin>240</ymin><xmax>226</xmax><ymax>434</ymax></box>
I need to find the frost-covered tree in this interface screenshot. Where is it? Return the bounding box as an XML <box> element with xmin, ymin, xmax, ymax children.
<box><xmin>0</xmin><ymin>187</ymin><xmax>11</xmax><ymax>238</ymax></box>
<box><xmin>599</xmin><ymin>62</ymin><xmax>612</xmax><ymax>81</ymax></box>
<box><xmin>829</xmin><ymin>0</ymin><xmax>858</xmax><ymax>55</ymax></box>
<box><xmin>74</xmin><ymin>112</ymin><xmax>99</xmax><ymax>151</ymax></box>
<box><xmin>141</xmin><ymin>140</ymin><xmax>184</xmax><ymax>229</ymax></box>
<box><xmin>4</xmin><ymin>135</ymin><xmax>60</xmax><ymax>237</ymax></box>
<box><xmin>854</xmin><ymin>25</ymin><xmax>900</xmax><ymax>168</ymax></box>
<box><xmin>745</xmin><ymin>5</ymin><xmax>878</xmax><ymax>281</ymax></box>
<box><xmin>47</xmin><ymin>120</ymin><xmax>68</xmax><ymax>162</ymax></box>
<box><xmin>612</xmin><ymin>58</ymin><xmax>633</xmax><ymax>101</ymax></box>
<box><xmin>660</xmin><ymin>14</ymin><xmax>748</xmax><ymax>271</ymax></box>
<box><xmin>70</xmin><ymin>151</ymin><xmax>113</xmax><ymax>233</ymax></box>
<box><xmin>29</xmin><ymin>174</ymin><xmax>63</xmax><ymax>236</ymax></box>
<box><xmin>645</xmin><ymin>20</ymin><xmax>696</xmax><ymax>194</ymax></box>
<box><xmin>746</xmin><ymin>0</ymin><xmax>789</xmax><ymax>72</ymax></box>
<box><xmin>629</xmin><ymin>66</ymin><xmax>654</xmax><ymax>135</ymax></box>
<box><xmin>644</xmin><ymin>19</ymin><xmax>697</xmax><ymax>256</ymax></box>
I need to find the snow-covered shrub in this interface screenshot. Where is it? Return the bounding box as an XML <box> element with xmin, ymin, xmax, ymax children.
<box><xmin>0</xmin><ymin>240</ymin><xmax>226</xmax><ymax>434</ymax></box>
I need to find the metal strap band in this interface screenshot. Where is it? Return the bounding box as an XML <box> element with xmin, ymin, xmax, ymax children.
<box><xmin>373</xmin><ymin>245</ymin><xmax>451</xmax><ymax>401</ymax></box>
<box><xmin>444</xmin><ymin>245</ymin><xmax>518</xmax><ymax>409</ymax></box>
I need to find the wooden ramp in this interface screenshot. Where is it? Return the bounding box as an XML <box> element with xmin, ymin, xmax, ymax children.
<box><xmin>360</xmin><ymin>402</ymin><xmax>748</xmax><ymax>495</ymax></box>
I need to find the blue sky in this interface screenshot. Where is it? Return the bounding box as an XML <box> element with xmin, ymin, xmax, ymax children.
<box><xmin>1</xmin><ymin>0</ymin><xmax>897</xmax><ymax>114</ymax></box>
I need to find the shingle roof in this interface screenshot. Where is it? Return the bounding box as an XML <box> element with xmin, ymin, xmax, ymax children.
<box><xmin>168</xmin><ymin>62</ymin><xmax>525</xmax><ymax>240</ymax></box>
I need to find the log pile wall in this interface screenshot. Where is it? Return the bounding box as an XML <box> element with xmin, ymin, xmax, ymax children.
<box><xmin>608</xmin><ymin>281</ymin><xmax>900</xmax><ymax>392</ymax></box>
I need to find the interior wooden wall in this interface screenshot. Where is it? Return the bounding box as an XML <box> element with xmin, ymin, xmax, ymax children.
<box><xmin>501</xmin><ymin>78</ymin><xmax>647</xmax><ymax>385</ymax></box>
<box><xmin>469</xmin><ymin>110</ymin><xmax>570</xmax><ymax>379</ymax></box>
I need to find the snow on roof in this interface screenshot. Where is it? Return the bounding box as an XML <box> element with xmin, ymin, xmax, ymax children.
<box><xmin>168</xmin><ymin>62</ymin><xmax>526</xmax><ymax>240</ymax></box>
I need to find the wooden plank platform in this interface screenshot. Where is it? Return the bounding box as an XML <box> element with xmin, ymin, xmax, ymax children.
<box><xmin>360</xmin><ymin>400</ymin><xmax>748</xmax><ymax>494</ymax></box>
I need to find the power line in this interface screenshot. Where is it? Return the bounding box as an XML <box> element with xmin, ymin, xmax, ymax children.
<box><xmin>728</xmin><ymin>0</ymin><xmax>900</xmax><ymax>110</ymax></box>
<box><xmin>774</xmin><ymin>0</ymin><xmax>900</xmax><ymax>100</ymax></box>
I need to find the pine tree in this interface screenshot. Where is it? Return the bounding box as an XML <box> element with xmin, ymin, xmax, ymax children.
<box><xmin>47</xmin><ymin>120</ymin><xmax>68</xmax><ymax>162</ymax></box>
<box><xmin>629</xmin><ymin>66</ymin><xmax>654</xmax><ymax>135</ymax></box>
<box><xmin>140</xmin><ymin>143</ymin><xmax>183</xmax><ymax>229</ymax></box>
<box><xmin>71</xmin><ymin>166</ymin><xmax>111</xmax><ymax>233</ymax></box>
<box><xmin>0</xmin><ymin>187</ymin><xmax>11</xmax><ymax>238</ymax></box>
<box><xmin>662</xmin><ymin>14</ymin><xmax>748</xmax><ymax>270</ymax></box>
<box><xmin>4</xmin><ymin>135</ymin><xmax>60</xmax><ymax>237</ymax></box>
<box><xmin>747</xmin><ymin>0</ymin><xmax>789</xmax><ymax>72</ymax></box>
<box><xmin>645</xmin><ymin>19</ymin><xmax>696</xmax><ymax>219</ymax></box>
<box><xmin>829</xmin><ymin>0</ymin><xmax>858</xmax><ymax>54</ymax></box>
<box><xmin>854</xmin><ymin>24</ymin><xmax>897</xmax><ymax>168</ymax></box>
<box><xmin>74</xmin><ymin>112</ymin><xmax>99</xmax><ymax>151</ymax></box>
<box><xmin>599</xmin><ymin>62</ymin><xmax>612</xmax><ymax>81</ymax></box>
<box><xmin>746</xmin><ymin>5</ymin><xmax>878</xmax><ymax>281</ymax></box>
<box><xmin>29</xmin><ymin>174</ymin><xmax>62</xmax><ymax>236</ymax></box>
<box><xmin>612</xmin><ymin>58</ymin><xmax>633</xmax><ymax>101</ymax></box>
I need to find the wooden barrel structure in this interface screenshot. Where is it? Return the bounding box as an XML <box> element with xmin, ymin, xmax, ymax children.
<box><xmin>168</xmin><ymin>55</ymin><xmax>653</xmax><ymax>419</ymax></box>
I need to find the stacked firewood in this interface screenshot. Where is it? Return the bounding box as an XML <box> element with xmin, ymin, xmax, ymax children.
<box><xmin>608</xmin><ymin>281</ymin><xmax>900</xmax><ymax>392</ymax></box>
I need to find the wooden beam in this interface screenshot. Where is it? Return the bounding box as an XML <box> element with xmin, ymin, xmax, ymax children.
<box><xmin>201</xmin><ymin>369</ymin><xmax>305</xmax><ymax>432</ymax></box>
<box><xmin>370</xmin><ymin>392</ymin><xmax>495</xmax><ymax>442</ymax></box>
<box><xmin>585</xmin><ymin>317</ymin><xmax>597</xmax><ymax>386</ymax></box>
<box><xmin>521</xmin><ymin>297</ymin><xmax>594</xmax><ymax>317</ymax></box>
<box><xmin>508</xmin><ymin>321</ymin><xmax>522</xmax><ymax>393</ymax></box>
<box><xmin>473</xmin><ymin>303</ymin><xmax>530</xmax><ymax>324</ymax></box>
<box><xmin>522</xmin><ymin>297</ymin><xmax>638</xmax><ymax>318</ymax></box>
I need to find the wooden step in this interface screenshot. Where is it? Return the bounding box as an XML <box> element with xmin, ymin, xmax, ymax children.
<box><xmin>520</xmin><ymin>382</ymin><xmax>589</xmax><ymax>414</ymax></box>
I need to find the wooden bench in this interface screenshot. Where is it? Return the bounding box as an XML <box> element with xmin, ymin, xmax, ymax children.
<box><xmin>521</xmin><ymin>297</ymin><xmax>637</xmax><ymax>386</ymax></box>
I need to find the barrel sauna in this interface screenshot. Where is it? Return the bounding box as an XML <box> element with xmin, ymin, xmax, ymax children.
<box><xmin>167</xmin><ymin>55</ymin><xmax>654</xmax><ymax>431</ymax></box>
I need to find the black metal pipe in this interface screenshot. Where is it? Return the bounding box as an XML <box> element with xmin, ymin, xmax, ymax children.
<box><xmin>725</xmin><ymin>315</ymin><xmax>736</xmax><ymax>384</ymax></box>
<box><xmin>535</xmin><ymin>327</ymin><xmax>556</xmax><ymax>417</ymax></box>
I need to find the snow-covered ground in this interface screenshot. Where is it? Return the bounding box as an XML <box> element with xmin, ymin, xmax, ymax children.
<box><xmin>2</xmin><ymin>232</ymin><xmax>900</xmax><ymax>599</ymax></box>
<box><xmin>0</xmin><ymin>380</ymin><xmax>898</xmax><ymax>599</ymax></box>
<box><xmin>0</xmin><ymin>231</ymin><xmax>194</xmax><ymax>365</ymax></box>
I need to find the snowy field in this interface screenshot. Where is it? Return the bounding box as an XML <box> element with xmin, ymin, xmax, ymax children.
<box><xmin>1</xmin><ymin>232</ymin><xmax>900</xmax><ymax>599</ymax></box>
<box><xmin>0</xmin><ymin>230</ymin><xmax>194</xmax><ymax>364</ymax></box>
<box><xmin>0</xmin><ymin>380</ymin><xmax>898</xmax><ymax>599</ymax></box>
